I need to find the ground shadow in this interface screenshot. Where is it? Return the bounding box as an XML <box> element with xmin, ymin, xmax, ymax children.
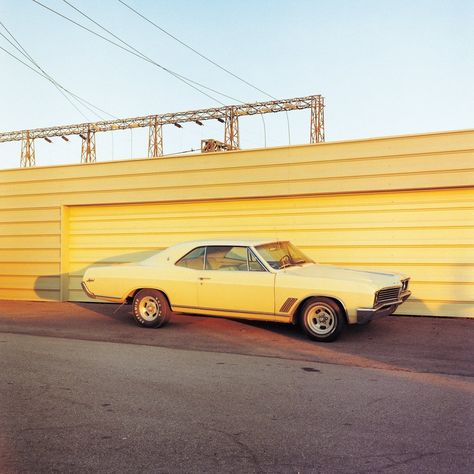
<box><xmin>32</xmin><ymin>253</ymin><xmax>473</xmax><ymax>377</ymax></box>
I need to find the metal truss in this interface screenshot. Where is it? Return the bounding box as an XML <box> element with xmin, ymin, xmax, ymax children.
<box><xmin>20</xmin><ymin>131</ymin><xmax>35</xmax><ymax>167</ymax></box>
<box><xmin>80</xmin><ymin>128</ymin><xmax>96</xmax><ymax>163</ymax></box>
<box><xmin>224</xmin><ymin>107</ymin><xmax>239</xmax><ymax>150</ymax></box>
<box><xmin>310</xmin><ymin>95</ymin><xmax>325</xmax><ymax>143</ymax></box>
<box><xmin>148</xmin><ymin>116</ymin><xmax>163</xmax><ymax>158</ymax></box>
<box><xmin>0</xmin><ymin>94</ymin><xmax>325</xmax><ymax>166</ymax></box>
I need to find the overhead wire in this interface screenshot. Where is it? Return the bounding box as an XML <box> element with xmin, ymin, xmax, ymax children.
<box><xmin>18</xmin><ymin>0</ymin><xmax>295</xmax><ymax>152</ymax></box>
<box><xmin>118</xmin><ymin>0</ymin><xmax>276</xmax><ymax>101</ymax></box>
<box><xmin>0</xmin><ymin>20</ymin><xmax>115</xmax><ymax>121</ymax></box>
<box><xmin>0</xmin><ymin>21</ymin><xmax>111</xmax><ymax>120</ymax></box>
<box><xmin>0</xmin><ymin>43</ymin><xmax>91</xmax><ymax>121</ymax></box>
<box><xmin>66</xmin><ymin>0</ymin><xmax>268</xmax><ymax>146</ymax></box>
<box><xmin>116</xmin><ymin>0</ymin><xmax>291</xmax><ymax>146</ymax></box>
<box><xmin>38</xmin><ymin>0</ymin><xmax>276</xmax><ymax>147</ymax></box>
<box><xmin>162</xmin><ymin>148</ymin><xmax>199</xmax><ymax>157</ymax></box>
<box><xmin>32</xmin><ymin>0</ymin><xmax>237</xmax><ymax>106</ymax></box>
<box><xmin>54</xmin><ymin>0</ymin><xmax>232</xmax><ymax>159</ymax></box>
<box><xmin>62</xmin><ymin>0</ymin><xmax>261</xmax><ymax>109</ymax></box>
<box><xmin>0</xmin><ymin>28</ymin><xmax>90</xmax><ymax>121</ymax></box>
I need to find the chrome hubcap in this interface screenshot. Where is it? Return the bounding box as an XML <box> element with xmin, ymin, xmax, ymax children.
<box><xmin>139</xmin><ymin>296</ymin><xmax>161</xmax><ymax>321</ymax></box>
<box><xmin>306</xmin><ymin>303</ymin><xmax>336</xmax><ymax>335</ymax></box>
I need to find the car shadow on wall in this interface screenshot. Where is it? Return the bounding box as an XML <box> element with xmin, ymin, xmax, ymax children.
<box><xmin>33</xmin><ymin>248</ymin><xmax>161</xmax><ymax>306</ymax></box>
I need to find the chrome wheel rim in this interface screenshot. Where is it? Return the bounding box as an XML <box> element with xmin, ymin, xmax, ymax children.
<box><xmin>306</xmin><ymin>303</ymin><xmax>336</xmax><ymax>335</ymax></box>
<box><xmin>138</xmin><ymin>296</ymin><xmax>161</xmax><ymax>321</ymax></box>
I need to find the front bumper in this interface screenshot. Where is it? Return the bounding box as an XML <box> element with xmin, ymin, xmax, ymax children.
<box><xmin>357</xmin><ymin>290</ymin><xmax>411</xmax><ymax>324</ymax></box>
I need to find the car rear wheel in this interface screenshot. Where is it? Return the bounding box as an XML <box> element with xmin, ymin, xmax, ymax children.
<box><xmin>132</xmin><ymin>289</ymin><xmax>171</xmax><ymax>328</ymax></box>
<box><xmin>300</xmin><ymin>297</ymin><xmax>344</xmax><ymax>342</ymax></box>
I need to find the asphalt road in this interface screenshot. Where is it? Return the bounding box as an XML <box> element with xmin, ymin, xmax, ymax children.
<box><xmin>0</xmin><ymin>301</ymin><xmax>473</xmax><ymax>473</ymax></box>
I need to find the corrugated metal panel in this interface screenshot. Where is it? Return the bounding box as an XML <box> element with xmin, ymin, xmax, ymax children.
<box><xmin>0</xmin><ymin>129</ymin><xmax>473</xmax><ymax>316</ymax></box>
<box><xmin>1</xmin><ymin>130</ymin><xmax>473</xmax><ymax>209</ymax></box>
<box><xmin>67</xmin><ymin>189</ymin><xmax>474</xmax><ymax>317</ymax></box>
<box><xmin>0</xmin><ymin>207</ymin><xmax>61</xmax><ymax>301</ymax></box>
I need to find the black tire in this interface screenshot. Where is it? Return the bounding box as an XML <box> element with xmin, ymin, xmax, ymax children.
<box><xmin>299</xmin><ymin>297</ymin><xmax>345</xmax><ymax>342</ymax></box>
<box><xmin>132</xmin><ymin>289</ymin><xmax>171</xmax><ymax>328</ymax></box>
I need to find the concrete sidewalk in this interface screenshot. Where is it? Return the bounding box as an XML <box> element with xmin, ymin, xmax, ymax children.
<box><xmin>0</xmin><ymin>300</ymin><xmax>473</xmax><ymax>377</ymax></box>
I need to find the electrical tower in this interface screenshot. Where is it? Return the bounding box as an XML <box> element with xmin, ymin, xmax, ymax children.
<box><xmin>0</xmin><ymin>94</ymin><xmax>325</xmax><ymax>167</ymax></box>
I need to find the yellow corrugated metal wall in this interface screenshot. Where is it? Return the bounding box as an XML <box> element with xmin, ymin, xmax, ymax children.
<box><xmin>0</xmin><ymin>207</ymin><xmax>61</xmax><ymax>301</ymax></box>
<box><xmin>1</xmin><ymin>129</ymin><xmax>473</xmax><ymax>317</ymax></box>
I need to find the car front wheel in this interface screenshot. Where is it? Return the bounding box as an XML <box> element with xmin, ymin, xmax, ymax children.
<box><xmin>300</xmin><ymin>297</ymin><xmax>345</xmax><ymax>342</ymax></box>
<box><xmin>132</xmin><ymin>289</ymin><xmax>171</xmax><ymax>328</ymax></box>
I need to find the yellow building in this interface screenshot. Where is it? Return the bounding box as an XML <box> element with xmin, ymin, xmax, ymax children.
<box><xmin>1</xmin><ymin>129</ymin><xmax>473</xmax><ymax>318</ymax></box>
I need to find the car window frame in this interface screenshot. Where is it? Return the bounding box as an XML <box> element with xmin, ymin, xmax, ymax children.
<box><xmin>175</xmin><ymin>244</ymin><xmax>271</xmax><ymax>273</ymax></box>
<box><xmin>254</xmin><ymin>241</ymin><xmax>313</xmax><ymax>270</ymax></box>
<box><xmin>247</xmin><ymin>247</ymin><xmax>268</xmax><ymax>272</ymax></box>
<box><xmin>174</xmin><ymin>246</ymin><xmax>206</xmax><ymax>270</ymax></box>
<box><xmin>204</xmin><ymin>245</ymin><xmax>249</xmax><ymax>272</ymax></box>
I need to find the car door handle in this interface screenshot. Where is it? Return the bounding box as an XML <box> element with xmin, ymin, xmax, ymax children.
<box><xmin>198</xmin><ymin>277</ymin><xmax>211</xmax><ymax>280</ymax></box>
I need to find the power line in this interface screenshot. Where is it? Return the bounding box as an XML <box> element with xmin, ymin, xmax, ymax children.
<box><xmin>35</xmin><ymin>0</ymin><xmax>274</xmax><ymax>146</ymax></box>
<box><xmin>117</xmin><ymin>0</ymin><xmax>277</xmax><ymax>146</ymax></box>
<box><xmin>0</xmin><ymin>28</ymin><xmax>89</xmax><ymax>121</ymax></box>
<box><xmin>61</xmin><ymin>0</ymin><xmax>229</xmax><ymax>105</ymax></box>
<box><xmin>162</xmin><ymin>148</ymin><xmax>199</xmax><ymax>157</ymax></box>
<box><xmin>116</xmin><ymin>1</ymin><xmax>289</xmax><ymax>146</ymax></box>
<box><xmin>117</xmin><ymin>0</ymin><xmax>277</xmax><ymax>101</ymax></box>
<box><xmin>1</xmin><ymin>23</ymin><xmax>102</xmax><ymax>120</ymax></box>
<box><xmin>0</xmin><ymin>20</ymin><xmax>115</xmax><ymax>120</ymax></box>
<box><xmin>32</xmin><ymin>0</ymin><xmax>238</xmax><ymax>106</ymax></box>
<box><xmin>0</xmin><ymin>43</ymin><xmax>85</xmax><ymax>119</ymax></box>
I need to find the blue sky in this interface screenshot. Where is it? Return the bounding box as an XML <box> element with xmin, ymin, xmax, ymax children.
<box><xmin>0</xmin><ymin>0</ymin><xmax>473</xmax><ymax>169</ymax></box>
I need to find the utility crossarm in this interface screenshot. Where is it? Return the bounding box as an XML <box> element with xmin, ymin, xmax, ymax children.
<box><xmin>0</xmin><ymin>95</ymin><xmax>324</xmax><ymax>143</ymax></box>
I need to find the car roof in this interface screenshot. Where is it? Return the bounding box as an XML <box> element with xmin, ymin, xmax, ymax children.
<box><xmin>141</xmin><ymin>238</ymin><xmax>282</xmax><ymax>265</ymax></box>
<box><xmin>170</xmin><ymin>238</ymin><xmax>280</xmax><ymax>248</ymax></box>
<box><xmin>162</xmin><ymin>239</ymin><xmax>281</xmax><ymax>258</ymax></box>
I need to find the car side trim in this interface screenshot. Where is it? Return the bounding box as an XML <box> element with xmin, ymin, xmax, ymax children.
<box><xmin>81</xmin><ymin>282</ymin><xmax>122</xmax><ymax>301</ymax></box>
<box><xmin>173</xmin><ymin>304</ymin><xmax>276</xmax><ymax>317</ymax></box>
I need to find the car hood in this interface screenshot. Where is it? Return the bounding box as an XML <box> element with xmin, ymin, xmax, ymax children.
<box><xmin>282</xmin><ymin>263</ymin><xmax>405</xmax><ymax>287</ymax></box>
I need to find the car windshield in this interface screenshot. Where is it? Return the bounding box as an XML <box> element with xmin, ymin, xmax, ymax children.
<box><xmin>255</xmin><ymin>241</ymin><xmax>314</xmax><ymax>269</ymax></box>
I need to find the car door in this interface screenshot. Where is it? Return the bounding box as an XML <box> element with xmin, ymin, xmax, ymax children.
<box><xmin>170</xmin><ymin>246</ymin><xmax>206</xmax><ymax>309</ymax></box>
<box><xmin>197</xmin><ymin>246</ymin><xmax>275</xmax><ymax>319</ymax></box>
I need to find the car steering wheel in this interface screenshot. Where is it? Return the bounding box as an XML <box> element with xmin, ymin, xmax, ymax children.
<box><xmin>279</xmin><ymin>254</ymin><xmax>291</xmax><ymax>268</ymax></box>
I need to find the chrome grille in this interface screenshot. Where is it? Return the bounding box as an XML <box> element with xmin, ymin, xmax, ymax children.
<box><xmin>375</xmin><ymin>287</ymin><xmax>401</xmax><ymax>306</ymax></box>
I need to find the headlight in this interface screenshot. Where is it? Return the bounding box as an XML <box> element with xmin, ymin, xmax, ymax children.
<box><xmin>401</xmin><ymin>279</ymin><xmax>409</xmax><ymax>291</ymax></box>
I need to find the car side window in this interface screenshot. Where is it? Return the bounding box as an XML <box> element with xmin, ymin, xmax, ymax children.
<box><xmin>248</xmin><ymin>249</ymin><xmax>266</xmax><ymax>272</ymax></box>
<box><xmin>175</xmin><ymin>246</ymin><xmax>205</xmax><ymax>270</ymax></box>
<box><xmin>205</xmin><ymin>246</ymin><xmax>249</xmax><ymax>271</ymax></box>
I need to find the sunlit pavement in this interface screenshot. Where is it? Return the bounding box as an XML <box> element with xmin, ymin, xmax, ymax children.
<box><xmin>0</xmin><ymin>301</ymin><xmax>473</xmax><ymax>473</ymax></box>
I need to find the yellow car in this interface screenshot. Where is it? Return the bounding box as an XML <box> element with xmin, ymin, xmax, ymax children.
<box><xmin>81</xmin><ymin>239</ymin><xmax>411</xmax><ymax>342</ymax></box>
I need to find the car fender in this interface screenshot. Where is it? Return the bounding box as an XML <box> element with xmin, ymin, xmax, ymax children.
<box><xmin>289</xmin><ymin>294</ymin><xmax>349</xmax><ymax>325</ymax></box>
<box><xmin>124</xmin><ymin>286</ymin><xmax>172</xmax><ymax>306</ymax></box>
